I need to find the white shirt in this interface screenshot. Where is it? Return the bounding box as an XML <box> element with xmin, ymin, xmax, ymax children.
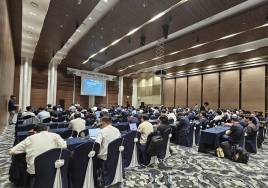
<box><xmin>95</xmin><ymin>125</ymin><xmax>121</xmax><ymax>160</ymax></box>
<box><xmin>168</xmin><ymin>113</ymin><xmax>177</xmax><ymax>122</ymax></box>
<box><xmin>92</xmin><ymin>107</ymin><xmax>97</xmax><ymax>112</ymax></box>
<box><xmin>21</xmin><ymin>111</ymin><xmax>35</xmax><ymax>118</ymax></box>
<box><xmin>11</xmin><ymin>131</ymin><xmax>66</xmax><ymax>174</ymax></box>
<box><xmin>213</xmin><ymin>115</ymin><xmax>222</xmax><ymax>121</ymax></box>
<box><xmin>101</xmin><ymin>109</ymin><xmax>108</xmax><ymax>112</ymax></box>
<box><xmin>70</xmin><ymin>112</ymin><xmax>84</xmax><ymax>120</ymax></box>
<box><xmin>137</xmin><ymin>121</ymin><xmax>153</xmax><ymax>146</ymax></box>
<box><xmin>69</xmin><ymin>106</ymin><xmax>76</xmax><ymax>112</ymax></box>
<box><xmin>69</xmin><ymin>118</ymin><xmax>86</xmax><ymax>135</ymax></box>
<box><xmin>37</xmin><ymin>110</ymin><xmax>50</xmax><ymax>123</ymax></box>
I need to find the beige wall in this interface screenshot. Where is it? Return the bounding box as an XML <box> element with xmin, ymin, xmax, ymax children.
<box><xmin>220</xmin><ymin>70</ymin><xmax>240</xmax><ymax>110</ymax></box>
<box><xmin>188</xmin><ymin>75</ymin><xmax>202</xmax><ymax>109</ymax></box>
<box><xmin>164</xmin><ymin>79</ymin><xmax>175</xmax><ymax>107</ymax></box>
<box><xmin>137</xmin><ymin>73</ymin><xmax>161</xmax><ymax>107</ymax></box>
<box><xmin>0</xmin><ymin>0</ymin><xmax>15</xmax><ymax>133</ymax></box>
<box><xmin>175</xmin><ymin>77</ymin><xmax>187</xmax><ymax>108</ymax></box>
<box><xmin>241</xmin><ymin>66</ymin><xmax>265</xmax><ymax>112</ymax></box>
<box><xmin>203</xmin><ymin>72</ymin><xmax>219</xmax><ymax>111</ymax></box>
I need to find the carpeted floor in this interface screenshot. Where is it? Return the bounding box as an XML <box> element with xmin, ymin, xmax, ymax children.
<box><xmin>2</xmin><ymin>116</ymin><xmax>268</xmax><ymax>188</ymax></box>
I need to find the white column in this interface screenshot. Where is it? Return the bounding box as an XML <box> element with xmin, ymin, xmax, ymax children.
<box><xmin>19</xmin><ymin>54</ymin><xmax>32</xmax><ymax>112</ymax></box>
<box><xmin>88</xmin><ymin>96</ymin><xmax>95</xmax><ymax>108</ymax></box>
<box><xmin>47</xmin><ymin>60</ymin><xmax>59</xmax><ymax>105</ymax></box>
<box><xmin>118</xmin><ymin>76</ymin><xmax>123</xmax><ymax>106</ymax></box>
<box><xmin>132</xmin><ymin>79</ymin><xmax>137</xmax><ymax>108</ymax></box>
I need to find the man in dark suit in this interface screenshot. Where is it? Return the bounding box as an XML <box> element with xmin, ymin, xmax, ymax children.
<box><xmin>176</xmin><ymin>112</ymin><xmax>190</xmax><ymax>136</ymax></box>
<box><xmin>50</xmin><ymin>106</ymin><xmax>62</xmax><ymax>118</ymax></box>
<box><xmin>157</xmin><ymin>115</ymin><xmax>171</xmax><ymax>135</ymax></box>
<box><xmin>200</xmin><ymin>102</ymin><xmax>209</xmax><ymax>112</ymax></box>
<box><xmin>134</xmin><ymin>109</ymin><xmax>142</xmax><ymax>119</ymax></box>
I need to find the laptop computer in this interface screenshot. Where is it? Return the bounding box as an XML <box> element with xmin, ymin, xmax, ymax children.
<box><xmin>129</xmin><ymin>123</ymin><xmax>137</xmax><ymax>131</ymax></box>
<box><xmin>89</xmin><ymin>128</ymin><xmax>101</xmax><ymax>139</ymax></box>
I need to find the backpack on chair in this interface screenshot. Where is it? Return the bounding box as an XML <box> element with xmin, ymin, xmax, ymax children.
<box><xmin>147</xmin><ymin>131</ymin><xmax>164</xmax><ymax>156</ymax></box>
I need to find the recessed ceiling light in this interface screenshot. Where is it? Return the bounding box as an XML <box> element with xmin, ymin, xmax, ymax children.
<box><xmin>221</xmin><ymin>34</ymin><xmax>237</xmax><ymax>39</ymax></box>
<box><xmin>60</xmin><ymin>25</ymin><xmax>63</xmax><ymax>27</ymax></box>
<box><xmin>28</xmin><ymin>26</ymin><xmax>34</xmax><ymax>29</ymax></box>
<box><xmin>81</xmin><ymin>23</ymin><xmax>86</xmax><ymax>27</ymax></box>
<box><xmin>69</xmin><ymin>39</ymin><xmax>72</xmax><ymax>41</ymax></box>
<box><xmin>76</xmin><ymin>30</ymin><xmax>81</xmax><ymax>32</ymax></box>
<box><xmin>151</xmin><ymin>12</ymin><xmax>165</xmax><ymax>21</ymax></box>
<box><xmin>88</xmin><ymin>17</ymin><xmax>92</xmax><ymax>20</ymax></box>
<box><xmin>30</xmin><ymin>2</ymin><xmax>38</xmax><ymax>8</ymax></box>
<box><xmin>128</xmin><ymin>28</ymin><xmax>138</xmax><ymax>35</ymax></box>
<box><xmin>27</xmin><ymin>36</ymin><xmax>32</xmax><ymax>39</ymax></box>
<box><xmin>30</xmin><ymin>12</ymin><xmax>36</xmax><ymax>16</ymax></box>
<box><xmin>92</xmin><ymin>36</ymin><xmax>94</xmax><ymax>37</ymax></box>
<box><xmin>66</xmin><ymin>15</ymin><xmax>68</xmax><ymax>16</ymax></box>
<box><xmin>101</xmin><ymin>28</ymin><xmax>103</xmax><ymax>29</ymax></box>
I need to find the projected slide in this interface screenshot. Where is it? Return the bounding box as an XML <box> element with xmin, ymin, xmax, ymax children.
<box><xmin>81</xmin><ymin>78</ymin><xmax>106</xmax><ymax>96</ymax></box>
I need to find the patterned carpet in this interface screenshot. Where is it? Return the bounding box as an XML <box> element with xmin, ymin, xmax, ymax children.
<box><xmin>2</xmin><ymin>115</ymin><xmax>268</xmax><ymax>188</ymax></box>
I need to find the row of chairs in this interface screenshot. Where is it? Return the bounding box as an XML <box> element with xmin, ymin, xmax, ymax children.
<box><xmin>30</xmin><ymin>129</ymin><xmax>172</xmax><ymax>188</ymax></box>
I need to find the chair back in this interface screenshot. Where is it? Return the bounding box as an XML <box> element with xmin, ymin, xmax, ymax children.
<box><xmin>49</xmin><ymin>123</ymin><xmax>63</xmax><ymax>129</ymax></box>
<box><xmin>20</xmin><ymin>123</ymin><xmax>36</xmax><ymax>131</ymax></box>
<box><xmin>33</xmin><ymin>148</ymin><xmax>71</xmax><ymax>188</ymax></box>
<box><xmin>23</xmin><ymin>115</ymin><xmax>33</xmax><ymax>120</ymax></box>
<box><xmin>54</xmin><ymin>117</ymin><xmax>65</xmax><ymax>122</ymax></box>
<box><xmin>123</xmin><ymin>131</ymin><xmax>141</xmax><ymax>167</ymax></box>
<box><xmin>71</xmin><ymin>142</ymin><xmax>100</xmax><ymax>188</ymax></box>
<box><xmin>138</xmin><ymin>132</ymin><xmax>154</xmax><ymax>166</ymax></box>
<box><xmin>112</xmin><ymin>117</ymin><xmax>119</xmax><ymax>123</ymax></box>
<box><xmin>102</xmin><ymin>138</ymin><xmax>128</xmax><ymax>187</ymax></box>
<box><xmin>86</xmin><ymin>119</ymin><xmax>95</xmax><ymax>126</ymax></box>
<box><xmin>188</xmin><ymin>122</ymin><xmax>196</xmax><ymax>147</ymax></box>
<box><xmin>78</xmin><ymin>129</ymin><xmax>89</xmax><ymax>137</ymax></box>
<box><xmin>195</xmin><ymin>121</ymin><xmax>201</xmax><ymax>145</ymax></box>
<box><xmin>158</xmin><ymin>128</ymin><xmax>172</xmax><ymax>159</ymax></box>
<box><xmin>59</xmin><ymin>129</ymin><xmax>78</xmax><ymax>139</ymax></box>
<box><xmin>43</xmin><ymin>117</ymin><xmax>54</xmax><ymax>123</ymax></box>
<box><xmin>245</xmin><ymin>131</ymin><xmax>258</xmax><ymax>153</ymax></box>
<box><xmin>150</xmin><ymin>116</ymin><xmax>158</xmax><ymax>120</ymax></box>
<box><xmin>238</xmin><ymin>127</ymin><xmax>247</xmax><ymax>148</ymax></box>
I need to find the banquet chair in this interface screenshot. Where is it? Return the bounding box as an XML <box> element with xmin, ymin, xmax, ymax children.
<box><xmin>54</xmin><ymin>117</ymin><xmax>65</xmax><ymax>122</ymax></box>
<box><xmin>59</xmin><ymin>129</ymin><xmax>78</xmax><ymax>139</ymax></box>
<box><xmin>22</xmin><ymin>115</ymin><xmax>34</xmax><ymax>120</ymax></box>
<box><xmin>78</xmin><ymin>129</ymin><xmax>89</xmax><ymax>137</ymax></box>
<box><xmin>150</xmin><ymin>116</ymin><xmax>158</xmax><ymax>120</ymax></box>
<box><xmin>188</xmin><ymin>122</ymin><xmax>196</xmax><ymax>147</ymax></box>
<box><xmin>86</xmin><ymin>119</ymin><xmax>95</xmax><ymax>126</ymax></box>
<box><xmin>20</xmin><ymin>123</ymin><xmax>36</xmax><ymax>131</ymax></box>
<box><xmin>70</xmin><ymin>142</ymin><xmax>100</xmax><ymax>188</ymax></box>
<box><xmin>43</xmin><ymin>117</ymin><xmax>55</xmax><ymax>123</ymax></box>
<box><xmin>124</xmin><ymin>131</ymin><xmax>141</xmax><ymax>168</ymax></box>
<box><xmin>237</xmin><ymin>127</ymin><xmax>247</xmax><ymax>148</ymax></box>
<box><xmin>98</xmin><ymin>137</ymin><xmax>128</xmax><ymax>187</ymax></box>
<box><xmin>31</xmin><ymin>148</ymin><xmax>71</xmax><ymax>188</ymax></box>
<box><xmin>177</xmin><ymin>129</ymin><xmax>191</xmax><ymax>147</ymax></box>
<box><xmin>201</xmin><ymin>120</ymin><xmax>209</xmax><ymax>130</ymax></box>
<box><xmin>245</xmin><ymin>131</ymin><xmax>258</xmax><ymax>154</ymax></box>
<box><xmin>49</xmin><ymin>123</ymin><xmax>65</xmax><ymax>129</ymax></box>
<box><xmin>195</xmin><ymin>122</ymin><xmax>201</xmax><ymax>145</ymax></box>
<box><xmin>158</xmin><ymin>128</ymin><xmax>172</xmax><ymax>160</ymax></box>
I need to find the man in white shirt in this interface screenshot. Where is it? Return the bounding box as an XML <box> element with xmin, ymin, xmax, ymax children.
<box><xmin>69</xmin><ymin>103</ymin><xmax>76</xmax><ymax>113</ymax></box>
<box><xmin>101</xmin><ymin>106</ymin><xmax>109</xmax><ymax>112</ymax></box>
<box><xmin>168</xmin><ymin>110</ymin><xmax>177</xmax><ymax>122</ymax></box>
<box><xmin>92</xmin><ymin>104</ymin><xmax>97</xmax><ymax>113</ymax></box>
<box><xmin>137</xmin><ymin>114</ymin><xmax>153</xmax><ymax>146</ymax></box>
<box><xmin>37</xmin><ymin>106</ymin><xmax>50</xmax><ymax>123</ymax></box>
<box><xmin>69</xmin><ymin>113</ymin><xmax>86</xmax><ymax>135</ymax></box>
<box><xmin>194</xmin><ymin>104</ymin><xmax>198</xmax><ymax>111</ymax></box>
<box><xmin>95</xmin><ymin>115</ymin><xmax>121</xmax><ymax>161</ymax></box>
<box><xmin>69</xmin><ymin>106</ymin><xmax>84</xmax><ymax>120</ymax></box>
<box><xmin>9</xmin><ymin>123</ymin><xmax>67</xmax><ymax>174</ymax></box>
<box><xmin>212</xmin><ymin>110</ymin><xmax>222</xmax><ymax>122</ymax></box>
<box><xmin>21</xmin><ymin>106</ymin><xmax>35</xmax><ymax>118</ymax></box>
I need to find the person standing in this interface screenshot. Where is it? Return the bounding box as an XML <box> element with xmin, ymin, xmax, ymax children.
<box><xmin>8</xmin><ymin>95</ymin><xmax>19</xmax><ymax>125</ymax></box>
<box><xmin>194</xmin><ymin>104</ymin><xmax>198</xmax><ymax>111</ymax></box>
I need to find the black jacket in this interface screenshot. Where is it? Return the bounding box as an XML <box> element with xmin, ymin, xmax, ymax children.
<box><xmin>50</xmin><ymin>111</ymin><xmax>62</xmax><ymax>117</ymax></box>
<box><xmin>200</xmin><ymin>105</ymin><xmax>206</xmax><ymax>112</ymax></box>
<box><xmin>157</xmin><ymin>123</ymin><xmax>171</xmax><ymax>135</ymax></box>
<box><xmin>177</xmin><ymin>117</ymin><xmax>190</xmax><ymax>136</ymax></box>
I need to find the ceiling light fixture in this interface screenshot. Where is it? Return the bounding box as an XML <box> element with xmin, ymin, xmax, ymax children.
<box><xmin>112</xmin><ymin>39</ymin><xmax>120</xmax><ymax>45</ymax></box>
<box><xmin>128</xmin><ymin>28</ymin><xmax>138</xmax><ymax>35</ymax></box>
<box><xmin>192</xmin><ymin>44</ymin><xmax>204</xmax><ymax>48</ymax></box>
<box><xmin>151</xmin><ymin>12</ymin><xmax>165</xmax><ymax>22</ymax></box>
<box><xmin>169</xmin><ymin>51</ymin><xmax>179</xmax><ymax>55</ymax></box>
<box><xmin>69</xmin><ymin>39</ymin><xmax>72</xmax><ymax>41</ymax></box>
<box><xmin>100</xmin><ymin>47</ymin><xmax>107</xmax><ymax>52</ymax></box>
<box><xmin>76</xmin><ymin>30</ymin><xmax>81</xmax><ymax>32</ymax></box>
<box><xmin>28</xmin><ymin>26</ymin><xmax>34</xmax><ymax>29</ymax></box>
<box><xmin>30</xmin><ymin>12</ymin><xmax>36</xmax><ymax>16</ymax></box>
<box><xmin>88</xmin><ymin>17</ymin><xmax>92</xmax><ymax>20</ymax></box>
<box><xmin>27</xmin><ymin>36</ymin><xmax>32</xmax><ymax>39</ymax></box>
<box><xmin>221</xmin><ymin>34</ymin><xmax>237</xmax><ymax>39</ymax></box>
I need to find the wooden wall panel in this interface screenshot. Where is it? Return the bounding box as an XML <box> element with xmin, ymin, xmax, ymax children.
<box><xmin>241</xmin><ymin>66</ymin><xmax>265</xmax><ymax>112</ymax></box>
<box><xmin>203</xmin><ymin>72</ymin><xmax>219</xmax><ymax>111</ymax></box>
<box><xmin>95</xmin><ymin>81</ymin><xmax>119</xmax><ymax>108</ymax></box>
<box><xmin>188</xmin><ymin>75</ymin><xmax>201</xmax><ymax>109</ymax></box>
<box><xmin>220</xmin><ymin>70</ymin><xmax>240</xmax><ymax>110</ymax></box>
<box><xmin>175</xmin><ymin>77</ymin><xmax>187</xmax><ymax>108</ymax></box>
<box><xmin>0</xmin><ymin>0</ymin><xmax>15</xmax><ymax>133</ymax></box>
<box><xmin>164</xmin><ymin>79</ymin><xmax>175</xmax><ymax>107</ymax></box>
<box><xmin>123</xmin><ymin>77</ymin><xmax>133</xmax><ymax>107</ymax></box>
<box><xmin>31</xmin><ymin>63</ymin><xmax>48</xmax><ymax>109</ymax></box>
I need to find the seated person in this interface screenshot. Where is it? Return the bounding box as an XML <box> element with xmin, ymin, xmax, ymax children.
<box><xmin>128</xmin><ymin>107</ymin><xmax>133</xmax><ymax>113</ymax></box>
<box><xmin>9</xmin><ymin>123</ymin><xmax>67</xmax><ymax>175</ymax></box>
<box><xmin>37</xmin><ymin>106</ymin><xmax>50</xmax><ymax>123</ymax></box>
<box><xmin>92</xmin><ymin>111</ymin><xmax>106</xmax><ymax>129</ymax></box>
<box><xmin>137</xmin><ymin>114</ymin><xmax>153</xmax><ymax>146</ymax></box>
<box><xmin>167</xmin><ymin>110</ymin><xmax>177</xmax><ymax>123</ymax></box>
<box><xmin>57</xmin><ymin>105</ymin><xmax>63</xmax><ymax>112</ymax></box>
<box><xmin>46</xmin><ymin>104</ymin><xmax>53</xmax><ymax>112</ymax></box>
<box><xmin>161</xmin><ymin>109</ymin><xmax>167</xmax><ymax>116</ymax></box>
<box><xmin>134</xmin><ymin>109</ymin><xmax>142</xmax><ymax>119</ymax></box>
<box><xmin>110</xmin><ymin>106</ymin><xmax>115</xmax><ymax>113</ymax></box>
<box><xmin>153</xmin><ymin>107</ymin><xmax>159</xmax><ymax>115</ymax></box>
<box><xmin>22</xmin><ymin>106</ymin><xmax>35</xmax><ymax>118</ymax></box>
<box><xmin>188</xmin><ymin>111</ymin><xmax>195</xmax><ymax>120</ymax></box>
<box><xmin>157</xmin><ymin>115</ymin><xmax>171</xmax><ymax>135</ymax></box>
<box><xmin>101</xmin><ymin>106</ymin><xmax>109</xmax><ymax>112</ymax></box>
<box><xmin>257</xmin><ymin>114</ymin><xmax>266</xmax><ymax>128</ymax></box>
<box><xmin>50</xmin><ymin>106</ymin><xmax>62</xmax><ymax>118</ymax></box>
<box><xmin>212</xmin><ymin>110</ymin><xmax>222</xmax><ymax>122</ymax></box>
<box><xmin>127</xmin><ymin>112</ymin><xmax>139</xmax><ymax>124</ymax></box>
<box><xmin>238</xmin><ymin>114</ymin><xmax>247</xmax><ymax>128</ymax></box>
<box><xmin>132</xmin><ymin>108</ymin><xmax>136</xmax><ymax>115</ymax></box>
<box><xmin>176</xmin><ymin>112</ymin><xmax>190</xmax><ymax>137</ymax></box>
<box><xmin>244</xmin><ymin>114</ymin><xmax>257</xmax><ymax>140</ymax></box>
<box><xmin>199</xmin><ymin>111</ymin><xmax>208</xmax><ymax>124</ymax></box>
<box><xmin>222</xmin><ymin>109</ymin><xmax>230</xmax><ymax>121</ymax></box>
<box><xmin>70</xmin><ymin>106</ymin><xmax>84</xmax><ymax>120</ymax></box>
<box><xmin>116</xmin><ymin>105</ymin><xmax>122</xmax><ymax>113</ymax></box>
<box><xmin>85</xmin><ymin>108</ymin><xmax>95</xmax><ymax>119</ymax></box>
<box><xmin>244</xmin><ymin>111</ymin><xmax>259</xmax><ymax>126</ymax></box>
<box><xmin>96</xmin><ymin>115</ymin><xmax>121</xmax><ymax>161</ymax></box>
<box><xmin>120</xmin><ymin>106</ymin><xmax>129</xmax><ymax>117</ymax></box>
<box><xmin>220</xmin><ymin>116</ymin><xmax>243</xmax><ymax>143</ymax></box>
<box><xmin>69</xmin><ymin>113</ymin><xmax>86</xmax><ymax>135</ymax></box>
<box><xmin>230</xmin><ymin>110</ymin><xmax>237</xmax><ymax>117</ymax></box>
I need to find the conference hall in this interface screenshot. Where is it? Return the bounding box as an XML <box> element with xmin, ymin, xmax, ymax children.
<box><xmin>1</xmin><ymin>0</ymin><xmax>268</xmax><ymax>187</ymax></box>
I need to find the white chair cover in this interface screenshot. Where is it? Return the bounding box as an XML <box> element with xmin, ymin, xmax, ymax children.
<box><xmin>53</xmin><ymin>149</ymin><xmax>64</xmax><ymax>188</ymax></box>
<box><xmin>164</xmin><ymin>134</ymin><xmax>172</xmax><ymax>159</ymax></box>
<box><xmin>128</xmin><ymin>137</ymin><xmax>139</xmax><ymax>168</ymax></box>
<box><xmin>150</xmin><ymin>156</ymin><xmax>159</xmax><ymax>165</ymax></box>
<box><xmin>193</xmin><ymin>127</ymin><xmax>196</xmax><ymax>147</ymax></box>
<box><xmin>83</xmin><ymin>142</ymin><xmax>96</xmax><ymax>188</ymax></box>
<box><xmin>110</xmin><ymin>141</ymin><xmax>125</xmax><ymax>186</ymax></box>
